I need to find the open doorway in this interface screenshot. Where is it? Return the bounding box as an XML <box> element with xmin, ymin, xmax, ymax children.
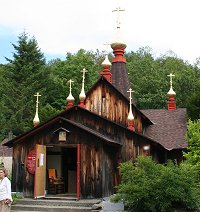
<box><xmin>46</xmin><ymin>146</ymin><xmax>77</xmax><ymax>197</ymax></box>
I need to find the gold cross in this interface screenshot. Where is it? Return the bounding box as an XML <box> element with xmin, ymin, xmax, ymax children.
<box><xmin>127</xmin><ymin>88</ymin><xmax>134</xmax><ymax>102</ymax></box>
<box><xmin>167</xmin><ymin>73</ymin><xmax>175</xmax><ymax>88</ymax></box>
<box><xmin>34</xmin><ymin>92</ymin><xmax>41</xmax><ymax>106</ymax></box>
<box><xmin>68</xmin><ymin>79</ymin><xmax>74</xmax><ymax>93</ymax></box>
<box><xmin>112</xmin><ymin>6</ymin><xmax>125</xmax><ymax>29</ymax></box>
<box><xmin>81</xmin><ymin>68</ymin><xmax>88</xmax><ymax>83</ymax></box>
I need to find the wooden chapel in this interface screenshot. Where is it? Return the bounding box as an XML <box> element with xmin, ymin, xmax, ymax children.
<box><xmin>4</xmin><ymin>6</ymin><xmax>187</xmax><ymax>200</ymax></box>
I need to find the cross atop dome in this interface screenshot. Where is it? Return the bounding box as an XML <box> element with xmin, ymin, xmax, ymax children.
<box><xmin>79</xmin><ymin>68</ymin><xmax>87</xmax><ymax>108</ymax></box>
<box><xmin>33</xmin><ymin>92</ymin><xmax>41</xmax><ymax>127</ymax></box>
<box><xmin>168</xmin><ymin>73</ymin><xmax>175</xmax><ymax>86</ymax></box>
<box><xmin>167</xmin><ymin>73</ymin><xmax>176</xmax><ymax>96</ymax></box>
<box><xmin>67</xmin><ymin>80</ymin><xmax>74</xmax><ymax>99</ymax></box>
<box><xmin>167</xmin><ymin>73</ymin><xmax>176</xmax><ymax>110</ymax></box>
<box><xmin>127</xmin><ymin>88</ymin><xmax>134</xmax><ymax>103</ymax></box>
<box><xmin>34</xmin><ymin>92</ymin><xmax>41</xmax><ymax>104</ymax></box>
<box><xmin>66</xmin><ymin>79</ymin><xmax>75</xmax><ymax>109</ymax></box>
<box><xmin>111</xmin><ymin>1</ymin><xmax>126</xmax><ymax>51</ymax></box>
<box><xmin>112</xmin><ymin>6</ymin><xmax>125</xmax><ymax>30</ymax></box>
<box><xmin>81</xmin><ymin>68</ymin><xmax>87</xmax><ymax>83</ymax></box>
<box><xmin>127</xmin><ymin>88</ymin><xmax>135</xmax><ymax>131</ymax></box>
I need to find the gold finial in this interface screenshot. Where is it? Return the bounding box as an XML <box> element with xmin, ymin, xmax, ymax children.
<box><xmin>79</xmin><ymin>68</ymin><xmax>88</xmax><ymax>101</ymax></box>
<box><xmin>67</xmin><ymin>79</ymin><xmax>75</xmax><ymax>101</ymax></box>
<box><xmin>102</xmin><ymin>43</ymin><xmax>111</xmax><ymax>66</ymax></box>
<box><xmin>127</xmin><ymin>88</ymin><xmax>134</xmax><ymax>121</ymax></box>
<box><xmin>33</xmin><ymin>92</ymin><xmax>41</xmax><ymax>127</ymax></box>
<box><xmin>167</xmin><ymin>73</ymin><xmax>176</xmax><ymax>96</ymax></box>
<box><xmin>102</xmin><ymin>55</ymin><xmax>111</xmax><ymax>67</ymax></box>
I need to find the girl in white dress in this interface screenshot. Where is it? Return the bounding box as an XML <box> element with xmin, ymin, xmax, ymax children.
<box><xmin>0</xmin><ymin>168</ymin><xmax>12</xmax><ymax>212</ymax></box>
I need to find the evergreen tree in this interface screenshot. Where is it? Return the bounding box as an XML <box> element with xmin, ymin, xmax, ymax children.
<box><xmin>5</xmin><ymin>32</ymin><xmax>45</xmax><ymax>82</ymax></box>
<box><xmin>3</xmin><ymin>32</ymin><xmax>51</xmax><ymax>136</ymax></box>
<box><xmin>0</xmin><ymin>66</ymin><xmax>8</xmax><ymax>140</ymax></box>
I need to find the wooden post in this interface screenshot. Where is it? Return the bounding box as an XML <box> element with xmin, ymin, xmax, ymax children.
<box><xmin>77</xmin><ymin>144</ymin><xmax>81</xmax><ymax>199</ymax></box>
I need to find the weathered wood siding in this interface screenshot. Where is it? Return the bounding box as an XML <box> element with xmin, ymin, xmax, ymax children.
<box><xmin>102</xmin><ymin>144</ymin><xmax>120</xmax><ymax>197</ymax></box>
<box><xmin>12</xmin><ymin>144</ymin><xmax>29</xmax><ymax>193</ymax></box>
<box><xmin>11</xmin><ymin>104</ymin><xmax>162</xmax><ymax>198</ymax></box>
<box><xmin>11</xmin><ymin>120</ymin><xmax>121</xmax><ymax>198</ymax></box>
<box><xmin>80</xmin><ymin>141</ymin><xmax>120</xmax><ymax>198</ymax></box>
<box><xmin>81</xmin><ymin>142</ymin><xmax>102</xmax><ymax>198</ymax></box>
<box><xmin>65</xmin><ymin>108</ymin><xmax>141</xmax><ymax>163</ymax></box>
<box><xmin>11</xmin><ymin>122</ymin><xmax>66</xmax><ymax>197</ymax></box>
<box><xmin>86</xmin><ymin>83</ymin><xmax>127</xmax><ymax>124</ymax></box>
<box><xmin>85</xmin><ymin>81</ymin><xmax>143</xmax><ymax>132</ymax></box>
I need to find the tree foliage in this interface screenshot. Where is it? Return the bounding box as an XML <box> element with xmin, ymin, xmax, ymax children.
<box><xmin>1</xmin><ymin>32</ymin><xmax>51</xmax><ymax>138</ymax></box>
<box><xmin>184</xmin><ymin>119</ymin><xmax>200</xmax><ymax>173</ymax></box>
<box><xmin>0</xmin><ymin>33</ymin><xmax>199</xmax><ymax>139</ymax></box>
<box><xmin>0</xmin><ymin>35</ymin><xmax>102</xmax><ymax>140</ymax></box>
<box><xmin>125</xmin><ymin>47</ymin><xmax>200</xmax><ymax>111</ymax></box>
<box><xmin>187</xmin><ymin>82</ymin><xmax>200</xmax><ymax>120</ymax></box>
<box><xmin>46</xmin><ymin>49</ymin><xmax>100</xmax><ymax>109</ymax></box>
<box><xmin>112</xmin><ymin>156</ymin><xmax>200</xmax><ymax>212</ymax></box>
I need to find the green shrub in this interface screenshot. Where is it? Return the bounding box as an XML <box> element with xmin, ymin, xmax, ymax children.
<box><xmin>184</xmin><ymin>119</ymin><xmax>200</xmax><ymax>185</ymax></box>
<box><xmin>112</xmin><ymin>156</ymin><xmax>200</xmax><ymax>212</ymax></box>
<box><xmin>12</xmin><ymin>193</ymin><xmax>23</xmax><ymax>204</ymax></box>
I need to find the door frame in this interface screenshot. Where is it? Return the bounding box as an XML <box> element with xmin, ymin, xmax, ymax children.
<box><xmin>45</xmin><ymin>143</ymin><xmax>81</xmax><ymax>199</ymax></box>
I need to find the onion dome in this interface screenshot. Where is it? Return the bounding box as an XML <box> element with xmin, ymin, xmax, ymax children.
<box><xmin>33</xmin><ymin>92</ymin><xmax>41</xmax><ymax>127</ymax></box>
<box><xmin>102</xmin><ymin>55</ymin><xmax>111</xmax><ymax>67</ymax></box>
<box><xmin>66</xmin><ymin>79</ymin><xmax>75</xmax><ymax>109</ymax></box>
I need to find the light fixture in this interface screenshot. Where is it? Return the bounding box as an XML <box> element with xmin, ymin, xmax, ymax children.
<box><xmin>143</xmin><ymin>145</ymin><xmax>150</xmax><ymax>151</ymax></box>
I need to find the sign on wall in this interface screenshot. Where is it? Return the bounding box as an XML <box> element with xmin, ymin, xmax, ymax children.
<box><xmin>27</xmin><ymin>149</ymin><xmax>36</xmax><ymax>174</ymax></box>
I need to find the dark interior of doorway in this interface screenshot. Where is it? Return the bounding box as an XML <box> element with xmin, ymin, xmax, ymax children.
<box><xmin>46</xmin><ymin>146</ymin><xmax>77</xmax><ymax>197</ymax></box>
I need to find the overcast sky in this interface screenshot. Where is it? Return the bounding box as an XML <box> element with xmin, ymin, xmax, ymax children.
<box><xmin>1</xmin><ymin>0</ymin><xmax>200</xmax><ymax>64</ymax></box>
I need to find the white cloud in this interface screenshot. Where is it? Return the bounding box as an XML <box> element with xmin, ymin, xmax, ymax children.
<box><xmin>1</xmin><ymin>0</ymin><xmax>200</xmax><ymax>63</ymax></box>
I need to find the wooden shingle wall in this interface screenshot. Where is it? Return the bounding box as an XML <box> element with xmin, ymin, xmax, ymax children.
<box><xmin>85</xmin><ymin>82</ymin><xmax>143</xmax><ymax>132</ymax></box>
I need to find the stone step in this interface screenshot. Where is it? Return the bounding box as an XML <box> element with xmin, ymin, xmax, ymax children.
<box><xmin>13</xmin><ymin>198</ymin><xmax>100</xmax><ymax>207</ymax></box>
<box><xmin>11</xmin><ymin>204</ymin><xmax>91</xmax><ymax>211</ymax></box>
<box><xmin>11</xmin><ymin>198</ymin><xmax>101</xmax><ymax>211</ymax></box>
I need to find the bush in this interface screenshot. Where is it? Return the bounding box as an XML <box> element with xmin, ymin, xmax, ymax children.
<box><xmin>12</xmin><ymin>193</ymin><xmax>23</xmax><ymax>204</ymax></box>
<box><xmin>184</xmin><ymin>119</ymin><xmax>200</xmax><ymax>174</ymax></box>
<box><xmin>112</xmin><ymin>156</ymin><xmax>200</xmax><ymax>212</ymax></box>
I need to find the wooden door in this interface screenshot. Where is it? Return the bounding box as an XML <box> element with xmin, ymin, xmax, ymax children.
<box><xmin>34</xmin><ymin>144</ymin><xmax>46</xmax><ymax>198</ymax></box>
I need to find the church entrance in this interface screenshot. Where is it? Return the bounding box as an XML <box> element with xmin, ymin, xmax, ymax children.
<box><xmin>46</xmin><ymin>145</ymin><xmax>77</xmax><ymax>198</ymax></box>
